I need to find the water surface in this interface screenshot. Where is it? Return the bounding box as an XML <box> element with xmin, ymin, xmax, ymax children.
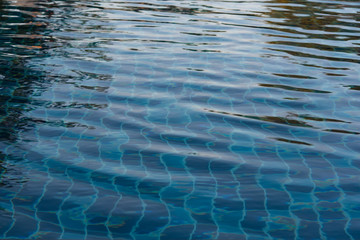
<box><xmin>0</xmin><ymin>0</ymin><xmax>360</xmax><ymax>239</ymax></box>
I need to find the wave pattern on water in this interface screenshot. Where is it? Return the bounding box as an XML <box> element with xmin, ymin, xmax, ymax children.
<box><xmin>0</xmin><ymin>0</ymin><xmax>360</xmax><ymax>239</ymax></box>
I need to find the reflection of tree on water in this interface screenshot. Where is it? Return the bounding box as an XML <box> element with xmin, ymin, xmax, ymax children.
<box><xmin>265</xmin><ymin>0</ymin><xmax>359</xmax><ymax>32</ymax></box>
<box><xmin>0</xmin><ymin>0</ymin><xmax>115</xmax><ymax>237</ymax></box>
<box><xmin>0</xmin><ymin>0</ymin><xmax>51</xmax><ymax>185</ymax></box>
<box><xmin>263</xmin><ymin>0</ymin><xmax>360</xmax><ymax>61</ymax></box>
<box><xmin>0</xmin><ymin>1</ymin><xmax>48</xmax><ymax>233</ymax></box>
<box><xmin>257</xmin><ymin>1</ymin><xmax>360</xmax><ymax>239</ymax></box>
<box><xmin>0</xmin><ymin>0</ymin><xmax>110</xmax><ymax>186</ymax></box>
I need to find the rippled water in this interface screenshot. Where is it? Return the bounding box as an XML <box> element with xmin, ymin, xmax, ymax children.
<box><xmin>0</xmin><ymin>0</ymin><xmax>359</xmax><ymax>239</ymax></box>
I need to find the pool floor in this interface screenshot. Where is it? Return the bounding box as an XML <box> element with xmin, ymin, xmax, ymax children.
<box><xmin>0</xmin><ymin>0</ymin><xmax>360</xmax><ymax>239</ymax></box>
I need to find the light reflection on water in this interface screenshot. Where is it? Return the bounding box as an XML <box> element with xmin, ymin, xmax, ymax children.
<box><xmin>0</xmin><ymin>0</ymin><xmax>359</xmax><ymax>239</ymax></box>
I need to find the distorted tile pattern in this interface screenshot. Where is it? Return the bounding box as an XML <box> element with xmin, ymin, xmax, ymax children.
<box><xmin>0</xmin><ymin>0</ymin><xmax>359</xmax><ymax>239</ymax></box>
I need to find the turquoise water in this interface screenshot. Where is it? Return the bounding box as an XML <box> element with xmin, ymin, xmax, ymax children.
<box><xmin>0</xmin><ymin>0</ymin><xmax>360</xmax><ymax>239</ymax></box>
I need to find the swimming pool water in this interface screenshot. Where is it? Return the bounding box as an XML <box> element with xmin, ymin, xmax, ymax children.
<box><xmin>0</xmin><ymin>0</ymin><xmax>360</xmax><ymax>239</ymax></box>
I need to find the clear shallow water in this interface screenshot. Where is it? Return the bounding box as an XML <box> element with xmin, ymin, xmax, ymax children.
<box><xmin>0</xmin><ymin>0</ymin><xmax>360</xmax><ymax>239</ymax></box>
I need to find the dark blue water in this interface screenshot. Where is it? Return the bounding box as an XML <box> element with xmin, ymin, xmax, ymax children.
<box><xmin>0</xmin><ymin>0</ymin><xmax>360</xmax><ymax>239</ymax></box>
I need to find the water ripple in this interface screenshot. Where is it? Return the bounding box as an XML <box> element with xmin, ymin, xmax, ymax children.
<box><xmin>0</xmin><ymin>0</ymin><xmax>360</xmax><ymax>239</ymax></box>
